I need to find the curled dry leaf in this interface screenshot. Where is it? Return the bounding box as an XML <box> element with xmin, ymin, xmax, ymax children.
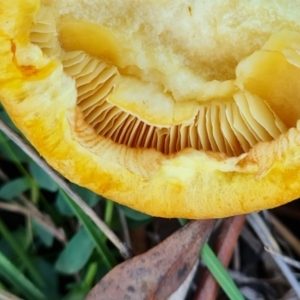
<box><xmin>86</xmin><ymin>220</ymin><xmax>214</xmax><ymax>300</ymax></box>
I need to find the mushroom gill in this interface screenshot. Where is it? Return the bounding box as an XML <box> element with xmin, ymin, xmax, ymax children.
<box><xmin>30</xmin><ymin>4</ymin><xmax>289</xmax><ymax>157</ymax></box>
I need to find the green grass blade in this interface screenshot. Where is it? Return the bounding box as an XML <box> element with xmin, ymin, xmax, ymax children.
<box><xmin>177</xmin><ymin>218</ymin><xmax>187</xmax><ymax>226</ymax></box>
<box><xmin>59</xmin><ymin>189</ymin><xmax>117</xmax><ymax>270</ymax></box>
<box><xmin>0</xmin><ymin>131</ymin><xmax>41</xmax><ymax>205</ymax></box>
<box><xmin>0</xmin><ymin>218</ymin><xmax>45</xmax><ymax>287</ymax></box>
<box><xmin>104</xmin><ymin>200</ymin><xmax>114</xmax><ymax>227</ymax></box>
<box><xmin>0</xmin><ymin>251</ymin><xmax>46</xmax><ymax>300</ymax></box>
<box><xmin>201</xmin><ymin>243</ymin><xmax>245</xmax><ymax>300</ymax></box>
<box><xmin>83</xmin><ymin>262</ymin><xmax>98</xmax><ymax>289</ymax></box>
<box><xmin>0</xmin><ymin>133</ymin><xmax>31</xmax><ymax>183</ymax></box>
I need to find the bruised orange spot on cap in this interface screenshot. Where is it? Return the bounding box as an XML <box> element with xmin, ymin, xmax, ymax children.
<box><xmin>19</xmin><ymin>65</ymin><xmax>38</xmax><ymax>77</ymax></box>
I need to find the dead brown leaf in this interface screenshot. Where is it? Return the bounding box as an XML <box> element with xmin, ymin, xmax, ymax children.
<box><xmin>85</xmin><ymin>220</ymin><xmax>214</xmax><ymax>300</ymax></box>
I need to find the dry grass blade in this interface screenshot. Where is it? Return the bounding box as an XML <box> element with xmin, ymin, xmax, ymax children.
<box><xmin>269</xmin><ymin>213</ymin><xmax>300</xmax><ymax>257</ymax></box>
<box><xmin>0</xmin><ymin>289</ymin><xmax>24</xmax><ymax>300</ymax></box>
<box><xmin>247</xmin><ymin>213</ymin><xmax>300</xmax><ymax>298</ymax></box>
<box><xmin>194</xmin><ymin>215</ymin><xmax>246</xmax><ymax>300</ymax></box>
<box><xmin>0</xmin><ymin>118</ymin><xmax>131</xmax><ymax>259</ymax></box>
<box><xmin>265</xmin><ymin>247</ymin><xmax>300</xmax><ymax>270</ymax></box>
<box><xmin>86</xmin><ymin>220</ymin><xmax>215</xmax><ymax>300</ymax></box>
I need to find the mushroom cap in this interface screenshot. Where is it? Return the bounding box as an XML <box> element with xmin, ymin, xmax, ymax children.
<box><xmin>1</xmin><ymin>0</ymin><xmax>300</xmax><ymax>218</ymax></box>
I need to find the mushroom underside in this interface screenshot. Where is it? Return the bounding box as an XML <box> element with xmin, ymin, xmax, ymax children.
<box><xmin>30</xmin><ymin>5</ymin><xmax>295</xmax><ymax>158</ymax></box>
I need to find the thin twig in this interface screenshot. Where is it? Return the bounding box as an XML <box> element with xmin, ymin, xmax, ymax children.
<box><xmin>228</xmin><ymin>271</ymin><xmax>288</xmax><ymax>286</ymax></box>
<box><xmin>0</xmin><ymin>168</ymin><xmax>9</xmax><ymax>181</ymax></box>
<box><xmin>0</xmin><ymin>202</ymin><xmax>66</xmax><ymax>244</ymax></box>
<box><xmin>0</xmin><ymin>168</ymin><xmax>67</xmax><ymax>244</ymax></box>
<box><xmin>232</xmin><ymin>243</ymin><xmax>241</xmax><ymax>271</ymax></box>
<box><xmin>0</xmin><ymin>118</ymin><xmax>132</xmax><ymax>259</ymax></box>
<box><xmin>0</xmin><ymin>202</ymin><xmax>32</xmax><ymax>215</ymax></box>
<box><xmin>247</xmin><ymin>213</ymin><xmax>300</xmax><ymax>298</ymax></box>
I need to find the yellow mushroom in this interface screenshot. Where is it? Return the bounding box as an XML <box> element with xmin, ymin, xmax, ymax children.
<box><xmin>1</xmin><ymin>0</ymin><xmax>300</xmax><ymax>218</ymax></box>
